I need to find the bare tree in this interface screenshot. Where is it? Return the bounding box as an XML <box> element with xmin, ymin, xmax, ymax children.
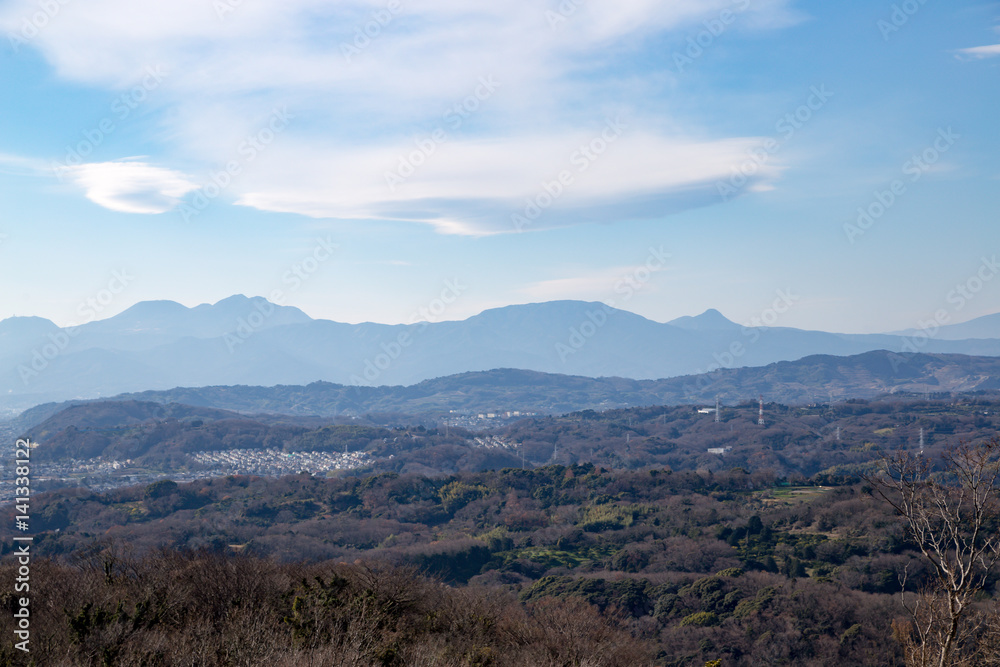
<box><xmin>867</xmin><ymin>439</ymin><xmax>1000</xmax><ymax>666</ymax></box>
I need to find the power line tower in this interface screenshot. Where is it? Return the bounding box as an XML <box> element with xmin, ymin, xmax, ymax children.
<box><xmin>919</xmin><ymin>427</ymin><xmax>925</xmax><ymax>455</ymax></box>
<box><xmin>758</xmin><ymin>395</ymin><xmax>765</xmax><ymax>427</ymax></box>
<box><xmin>715</xmin><ymin>395</ymin><xmax>720</xmax><ymax>423</ymax></box>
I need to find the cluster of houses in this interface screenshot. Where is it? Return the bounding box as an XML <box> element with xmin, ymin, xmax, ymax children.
<box><xmin>471</xmin><ymin>435</ymin><xmax>517</xmax><ymax>450</ymax></box>
<box><xmin>446</xmin><ymin>409</ymin><xmax>537</xmax><ymax>431</ymax></box>
<box><xmin>188</xmin><ymin>447</ymin><xmax>369</xmax><ymax>475</ymax></box>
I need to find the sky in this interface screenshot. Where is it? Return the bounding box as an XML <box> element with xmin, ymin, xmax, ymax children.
<box><xmin>0</xmin><ymin>0</ymin><xmax>998</xmax><ymax>333</ymax></box>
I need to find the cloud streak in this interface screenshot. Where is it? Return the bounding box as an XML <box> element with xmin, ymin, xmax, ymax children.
<box><xmin>0</xmin><ymin>0</ymin><xmax>799</xmax><ymax>230</ymax></box>
<box><xmin>956</xmin><ymin>44</ymin><xmax>1000</xmax><ymax>59</ymax></box>
<box><xmin>62</xmin><ymin>160</ymin><xmax>199</xmax><ymax>214</ymax></box>
<box><xmin>232</xmin><ymin>130</ymin><xmax>781</xmax><ymax>235</ymax></box>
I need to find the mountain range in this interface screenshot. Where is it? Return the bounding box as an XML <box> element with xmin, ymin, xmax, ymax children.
<box><xmin>5</xmin><ymin>295</ymin><xmax>1000</xmax><ymax>413</ymax></box>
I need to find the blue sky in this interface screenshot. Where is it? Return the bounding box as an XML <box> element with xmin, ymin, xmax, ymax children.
<box><xmin>0</xmin><ymin>0</ymin><xmax>998</xmax><ymax>333</ymax></box>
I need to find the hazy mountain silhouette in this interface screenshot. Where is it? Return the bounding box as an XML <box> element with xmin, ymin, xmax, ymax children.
<box><xmin>4</xmin><ymin>296</ymin><xmax>1000</xmax><ymax>412</ymax></box>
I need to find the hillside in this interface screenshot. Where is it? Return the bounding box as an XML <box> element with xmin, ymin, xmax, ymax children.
<box><xmin>0</xmin><ymin>466</ymin><xmax>913</xmax><ymax>665</ymax></box>
<box><xmin>15</xmin><ymin>391</ymin><xmax>1000</xmax><ymax>484</ymax></box>
<box><xmin>10</xmin><ymin>351</ymin><xmax>1000</xmax><ymax>436</ymax></box>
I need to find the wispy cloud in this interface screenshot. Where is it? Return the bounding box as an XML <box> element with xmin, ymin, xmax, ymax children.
<box><xmin>520</xmin><ymin>262</ymin><xmax>671</xmax><ymax>302</ymax></box>
<box><xmin>232</xmin><ymin>131</ymin><xmax>782</xmax><ymax>235</ymax></box>
<box><xmin>0</xmin><ymin>0</ymin><xmax>798</xmax><ymax>230</ymax></box>
<box><xmin>0</xmin><ymin>152</ymin><xmax>52</xmax><ymax>175</ymax></box>
<box><xmin>62</xmin><ymin>160</ymin><xmax>199</xmax><ymax>214</ymax></box>
<box><xmin>955</xmin><ymin>44</ymin><xmax>1000</xmax><ymax>59</ymax></box>
<box><xmin>0</xmin><ymin>0</ymin><xmax>800</xmax><ymax>91</ymax></box>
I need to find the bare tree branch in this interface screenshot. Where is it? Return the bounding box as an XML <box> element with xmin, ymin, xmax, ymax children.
<box><xmin>865</xmin><ymin>438</ymin><xmax>1000</xmax><ymax>667</ymax></box>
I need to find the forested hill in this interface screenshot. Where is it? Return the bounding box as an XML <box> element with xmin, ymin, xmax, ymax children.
<box><xmin>10</xmin><ymin>350</ymin><xmax>1000</xmax><ymax>433</ymax></box>
<box><xmin>20</xmin><ymin>393</ymin><xmax>1000</xmax><ymax>479</ymax></box>
<box><xmin>0</xmin><ymin>465</ymin><xmax>911</xmax><ymax>665</ymax></box>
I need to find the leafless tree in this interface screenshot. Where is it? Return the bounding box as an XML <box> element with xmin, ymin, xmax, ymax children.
<box><xmin>867</xmin><ymin>439</ymin><xmax>1000</xmax><ymax>666</ymax></box>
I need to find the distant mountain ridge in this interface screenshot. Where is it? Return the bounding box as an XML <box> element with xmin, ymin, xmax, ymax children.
<box><xmin>5</xmin><ymin>295</ymin><xmax>1000</xmax><ymax>412</ymax></box>
<box><xmin>892</xmin><ymin>312</ymin><xmax>1000</xmax><ymax>341</ymax></box>
<box><xmin>9</xmin><ymin>350</ymin><xmax>1000</xmax><ymax>434</ymax></box>
<box><xmin>667</xmin><ymin>308</ymin><xmax>741</xmax><ymax>331</ymax></box>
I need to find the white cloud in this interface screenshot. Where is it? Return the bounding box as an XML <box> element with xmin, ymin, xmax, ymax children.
<box><xmin>62</xmin><ymin>161</ymin><xmax>199</xmax><ymax>214</ymax></box>
<box><xmin>955</xmin><ymin>44</ymin><xmax>1000</xmax><ymax>59</ymax></box>
<box><xmin>230</xmin><ymin>130</ymin><xmax>781</xmax><ymax>235</ymax></box>
<box><xmin>0</xmin><ymin>0</ymin><xmax>799</xmax><ymax>92</ymax></box>
<box><xmin>0</xmin><ymin>0</ymin><xmax>799</xmax><ymax>230</ymax></box>
<box><xmin>519</xmin><ymin>255</ymin><xmax>676</xmax><ymax>304</ymax></box>
<box><xmin>521</xmin><ymin>270</ymin><xmax>655</xmax><ymax>302</ymax></box>
<box><xmin>0</xmin><ymin>153</ymin><xmax>51</xmax><ymax>175</ymax></box>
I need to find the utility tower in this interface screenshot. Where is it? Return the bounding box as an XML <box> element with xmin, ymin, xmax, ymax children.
<box><xmin>758</xmin><ymin>395</ymin><xmax>765</xmax><ymax>427</ymax></box>
<box><xmin>715</xmin><ymin>396</ymin><xmax>720</xmax><ymax>423</ymax></box>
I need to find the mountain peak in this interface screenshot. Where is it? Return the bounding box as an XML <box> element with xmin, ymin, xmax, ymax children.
<box><xmin>76</xmin><ymin>295</ymin><xmax>312</xmax><ymax>340</ymax></box>
<box><xmin>0</xmin><ymin>315</ymin><xmax>61</xmax><ymax>336</ymax></box>
<box><xmin>668</xmin><ymin>309</ymin><xmax>739</xmax><ymax>331</ymax></box>
<box><xmin>117</xmin><ymin>300</ymin><xmax>188</xmax><ymax>315</ymax></box>
<box><xmin>213</xmin><ymin>294</ymin><xmax>253</xmax><ymax>306</ymax></box>
<box><xmin>465</xmin><ymin>300</ymin><xmax>661</xmax><ymax>329</ymax></box>
<box><xmin>84</xmin><ymin>300</ymin><xmax>189</xmax><ymax>332</ymax></box>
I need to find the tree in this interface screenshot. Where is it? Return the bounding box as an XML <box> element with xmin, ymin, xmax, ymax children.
<box><xmin>867</xmin><ymin>439</ymin><xmax>1000</xmax><ymax>666</ymax></box>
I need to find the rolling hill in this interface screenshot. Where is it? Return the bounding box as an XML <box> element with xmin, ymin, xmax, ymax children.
<box><xmin>9</xmin><ymin>350</ymin><xmax>1000</xmax><ymax>435</ymax></box>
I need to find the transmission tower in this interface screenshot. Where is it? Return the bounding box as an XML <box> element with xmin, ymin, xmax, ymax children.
<box><xmin>758</xmin><ymin>395</ymin><xmax>765</xmax><ymax>426</ymax></box>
